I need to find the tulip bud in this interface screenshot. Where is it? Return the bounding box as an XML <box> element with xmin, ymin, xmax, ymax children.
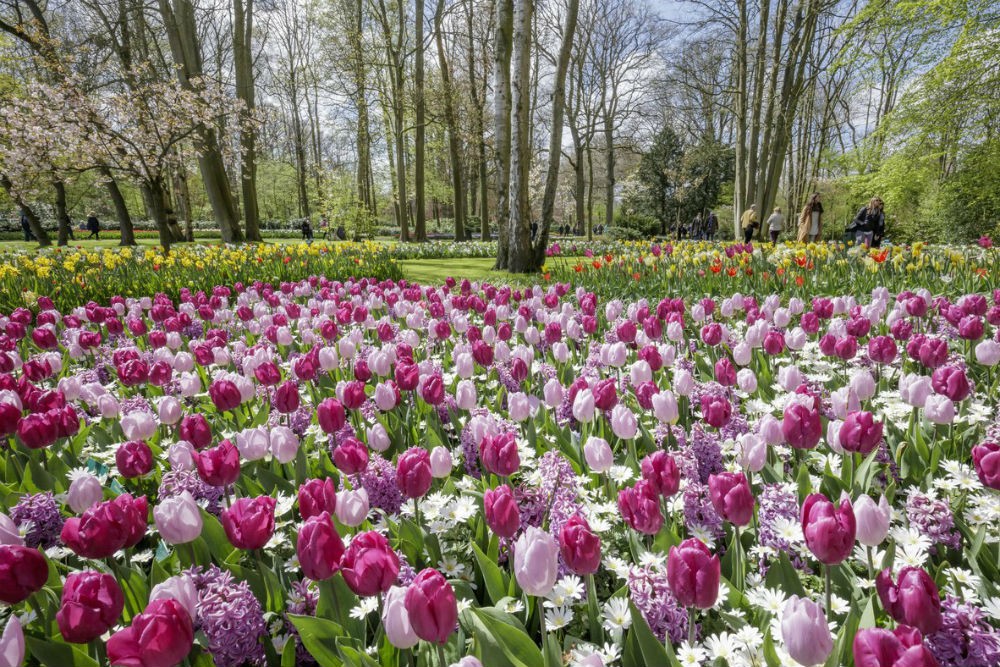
<box><xmin>780</xmin><ymin>596</ymin><xmax>833</xmax><ymax>667</ymax></box>
<box><xmin>513</xmin><ymin>526</ymin><xmax>559</xmax><ymax>596</ymax></box>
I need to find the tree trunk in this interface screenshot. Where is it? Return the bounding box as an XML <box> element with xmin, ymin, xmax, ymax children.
<box><xmin>172</xmin><ymin>165</ymin><xmax>195</xmax><ymax>242</ymax></box>
<box><xmin>158</xmin><ymin>0</ymin><xmax>244</xmax><ymax>243</ymax></box>
<box><xmin>733</xmin><ymin>0</ymin><xmax>749</xmax><ymax>237</ymax></box>
<box><xmin>101</xmin><ymin>168</ymin><xmax>135</xmax><ymax>245</ymax></box>
<box><xmin>233</xmin><ymin>0</ymin><xmax>261</xmax><ymax>241</ymax></box>
<box><xmin>53</xmin><ymin>180</ymin><xmax>73</xmax><ymax>246</ymax></box>
<box><xmin>603</xmin><ymin>116</ymin><xmax>615</xmax><ymax>232</ymax></box>
<box><xmin>414</xmin><ymin>0</ymin><xmax>427</xmax><ymax>241</ymax></box>
<box><xmin>1</xmin><ymin>174</ymin><xmax>50</xmax><ymax>246</ymax></box>
<box><xmin>434</xmin><ymin>0</ymin><xmax>466</xmax><ymax>243</ymax></box>
<box><xmin>291</xmin><ymin>101</ymin><xmax>311</xmax><ymax>219</ymax></box>
<box><xmin>350</xmin><ymin>0</ymin><xmax>373</xmax><ymax>213</ymax></box>
<box><xmin>493</xmin><ymin>0</ymin><xmax>513</xmax><ymax>268</ymax></box>
<box><xmin>142</xmin><ymin>177</ymin><xmax>173</xmax><ymax>252</ymax></box>
<box><xmin>506</xmin><ymin>0</ymin><xmax>533</xmax><ymax>273</ymax></box>
<box><xmin>535</xmin><ymin>0</ymin><xmax>579</xmax><ymax>268</ymax></box>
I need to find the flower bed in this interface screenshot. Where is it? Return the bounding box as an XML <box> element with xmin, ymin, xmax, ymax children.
<box><xmin>0</xmin><ymin>242</ymin><xmax>403</xmax><ymax>312</ymax></box>
<box><xmin>1</xmin><ymin>274</ymin><xmax>999</xmax><ymax>667</ymax></box>
<box><xmin>545</xmin><ymin>241</ymin><xmax>1000</xmax><ymax>299</ymax></box>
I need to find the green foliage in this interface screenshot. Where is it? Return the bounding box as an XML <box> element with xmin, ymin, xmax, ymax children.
<box><xmin>611</xmin><ymin>213</ymin><xmax>660</xmax><ymax>239</ymax></box>
<box><xmin>623</xmin><ymin>126</ymin><xmax>734</xmax><ymax>236</ymax></box>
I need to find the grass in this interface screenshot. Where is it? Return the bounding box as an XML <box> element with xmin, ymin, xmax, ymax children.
<box><xmin>398</xmin><ymin>258</ymin><xmax>538</xmax><ymax>286</ymax></box>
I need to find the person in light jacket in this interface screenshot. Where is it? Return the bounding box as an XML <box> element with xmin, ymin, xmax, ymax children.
<box><xmin>766</xmin><ymin>207</ymin><xmax>784</xmax><ymax>243</ymax></box>
<box><xmin>796</xmin><ymin>193</ymin><xmax>823</xmax><ymax>243</ymax></box>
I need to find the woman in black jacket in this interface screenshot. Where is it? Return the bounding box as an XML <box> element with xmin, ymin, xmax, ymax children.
<box><xmin>851</xmin><ymin>197</ymin><xmax>884</xmax><ymax>248</ymax></box>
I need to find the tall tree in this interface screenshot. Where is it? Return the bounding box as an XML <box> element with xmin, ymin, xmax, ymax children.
<box><xmin>534</xmin><ymin>0</ymin><xmax>579</xmax><ymax>266</ymax></box>
<box><xmin>433</xmin><ymin>0</ymin><xmax>466</xmax><ymax>241</ymax></box>
<box><xmin>233</xmin><ymin>0</ymin><xmax>262</xmax><ymax>240</ymax></box>
<box><xmin>505</xmin><ymin>0</ymin><xmax>532</xmax><ymax>272</ymax></box>
<box><xmin>158</xmin><ymin>0</ymin><xmax>245</xmax><ymax>242</ymax></box>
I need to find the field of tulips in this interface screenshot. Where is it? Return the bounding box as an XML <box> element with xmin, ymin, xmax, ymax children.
<box><xmin>545</xmin><ymin>240</ymin><xmax>1000</xmax><ymax>300</ymax></box>
<box><xmin>0</xmin><ymin>242</ymin><xmax>403</xmax><ymax>312</ymax></box>
<box><xmin>2</xmin><ymin>251</ymin><xmax>1000</xmax><ymax>667</ymax></box>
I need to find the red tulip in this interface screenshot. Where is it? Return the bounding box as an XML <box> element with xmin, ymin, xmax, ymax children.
<box><xmin>57</xmin><ymin>571</ymin><xmax>125</xmax><ymax>643</ymax></box>
<box><xmin>404</xmin><ymin>569</ymin><xmax>457</xmax><ymax>644</ymax></box>
<box><xmin>876</xmin><ymin>567</ymin><xmax>942</xmax><ymax>635</ymax></box>
<box><xmin>640</xmin><ymin>451</ymin><xmax>680</xmax><ymax>498</ymax></box>
<box><xmin>0</xmin><ymin>545</ymin><xmax>48</xmax><ymax>604</ymax></box>
<box><xmin>558</xmin><ymin>514</ymin><xmax>601</xmax><ymax>575</ymax></box>
<box><xmin>296</xmin><ymin>512</ymin><xmax>345</xmax><ymax>581</ymax></box>
<box><xmin>396</xmin><ymin>447</ymin><xmax>433</xmax><ymax>499</ymax></box>
<box><xmin>106</xmin><ymin>598</ymin><xmax>194</xmax><ymax>667</ymax></box>
<box><xmin>667</xmin><ymin>538</ymin><xmax>721</xmax><ymax>609</ymax></box>
<box><xmin>317</xmin><ymin>398</ymin><xmax>346</xmax><ymax>434</ymax></box>
<box><xmin>178</xmin><ymin>414</ymin><xmax>212</xmax><ymax>449</ymax></box>
<box><xmin>708</xmin><ymin>471</ymin><xmax>754</xmax><ymax>526</ymax></box>
<box><xmin>341</xmin><ymin>531</ymin><xmax>400</xmax><ymax>597</ymax></box>
<box><xmin>193</xmin><ymin>440</ymin><xmax>241</xmax><ymax>487</ymax></box>
<box><xmin>972</xmin><ymin>441</ymin><xmax>1000</xmax><ymax>490</ymax></box>
<box><xmin>782</xmin><ymin>402</ymin><xmax>822</xmax><ymax>450</ymax></box>
<box><xmin>221</xmin><ymin>496</ymin><xmax>276</xmax><ymax>550</ymax></box>
<box><xmin>801</xmin><ymin>493</ymin><xmax>856</xmax><ymax>565</ymax></box>
<box><xmin>853</xmin><ymin>627</ymin><xmax>939</xmax><ymax>667</ymax></box>
<box><xmin>839</xmin><ymin>411</ymin><xmax>884</xmax><ymax>455</ymax></box>
<box><xmin>116</xmin><ymin>441</ymin><xmax>154</xmax><ymax>478</ymax></box>
<box><xmin>483</xmin><ymin>484</ymin><xmax>521</xmax><ymax>538</ymax></box>
<box><xmin>479</xmin><ymin>431</ymin><xmax>520</xmax><ymax>477</ymax></box>
<box><xmin>333</xmin><ymin>437</ymin><xmax>369</xmax><ymax>475</ymax></box>
<box><xmin>618</xmin><ymin>480</ymin><xmax>663</xmax><ymax>535</ymax></box>
<box><xmin>297</xmin><ymin>478</ymin><xmax>337</xmax><ymax>519</ymax></box>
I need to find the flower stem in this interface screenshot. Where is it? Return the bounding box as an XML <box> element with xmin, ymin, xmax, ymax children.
<box><xmin>586</xmin><ymin>573</ymin><xmax>604</xmax><ymax>644</ymax></box>
<box><xmin>825</xmin><ymin>564</ymin><xmax>833</xmax><ymax>615</ymax></box>
<box><xmin>688</xmin><ymin>607</ymin><xmax>696</xmax><ymax>646</ymax></box>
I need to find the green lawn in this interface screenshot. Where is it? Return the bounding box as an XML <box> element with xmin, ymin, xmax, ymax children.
<box><xmin>398</xmin><ymin>258</ymin><xmax>537</xmax><ymax>285</ymax></box>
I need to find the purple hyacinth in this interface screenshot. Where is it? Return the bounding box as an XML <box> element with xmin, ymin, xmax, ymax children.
<box><xmin>757</xmin><ymin>483</ymin><xmax>809</xmax><ymax>572</ymax></box>
<box><xmin>907</xmin><ymin>492</ymin><xmax>961</xmax><ymax>553</ymax></box>
<box><xmin>926</xmin><ymin>596</ymin><xmax>1000</xmax><ymax>667</ymax></box>
<box><xmin>682</xmin><ymin>482</ymin><xmax>724</xmax><ymax>542</ymax></box>
<box><xmin>686</xmin><ymin>424</ymin><xmax>725</xmax><ymax>484</ymax></box>
<box><xmin>188</xmin><ymin>565</ymin><xmax>267</xmax><ymax>667</ymax></box>
<box><xmin>119</xmin><ymin>396</ymin><xmax>154</xmax><ymax>415</ymax></box>
<box><xmin>350</xmin><ymin>454</ymin><xmax>403</xmax><ymax>516</ymax></box>
<box><xmin>10</xmin><ymin>492</ymin><xmax>64</xmax><ymax>549</ymax></box>
<box><xmin>159</xmin><ymin>469</ymin><xmax>225</xmax><ymax>516</ymax></box>
<box><xmin>628</xmin><ymin>564</ymin><xmax>690</xmax><ymax>644</ymax></box>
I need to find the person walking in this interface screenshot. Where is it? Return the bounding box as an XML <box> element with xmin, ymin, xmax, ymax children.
<box><xmin>20</xmin><ymin>210</ymin><xmax>35</xmax><ymax>241</ymax></box>
<box><xmin>691</xmin><ymin>214</ymin><xmax>703</xmax><ymax>240</ymax></box>
<box><xmin>766</xmin><ymin>207</ymin><xmax>784</xmax><ymax>243</ymax></box>
<box><xmin>850</xmin><ymin>197</ymin><xmax>885</xmax><ymax>248</ymax></box>
<box><xmin>704</xmin><ymin>210</ymin><xmax>718</xmax><ymax>241</ymax></box>
<box><xmin>300</xmin><ymin>218</ymin><xmax>313</xmax><ymax>242</ymax></box>
<box><xmin>86</xmin><ymin>212</ymin><xmax>100</xmax><ymax>240</ymax></box>
<box><xmin>740</xmin><ymin>204</ymin><xmax>759</xmax><ymax>244</ymax></box>
<box><xmin>796</xmin><ymin>193</ymin><xmax>824</xmax><ymax>243</ymax></box>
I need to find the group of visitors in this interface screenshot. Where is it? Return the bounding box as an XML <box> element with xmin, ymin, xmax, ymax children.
<box><xmin>740</xmin><ymin>194</ymin><xmax>886</xmax><ymax>247</ymax></box>
<box><xmin>688</xmin><ymin>212</ymin><xmax>720</xmax><ymax>241</ymax></box>
<box><xmin>18</xmin><ymin>210</ymin><xmax>101</xmax><ymax>241</ymax></box>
